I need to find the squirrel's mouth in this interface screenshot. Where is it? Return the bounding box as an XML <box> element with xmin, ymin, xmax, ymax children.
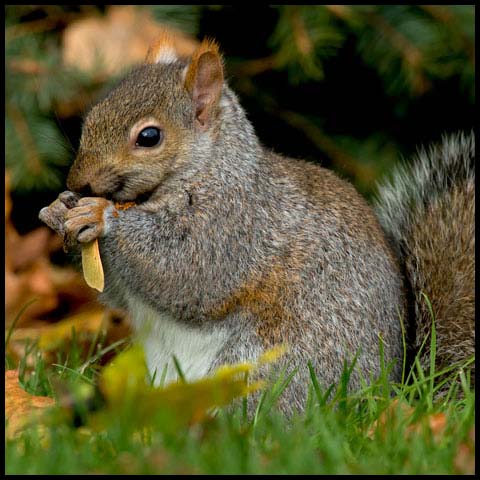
<box><xmin>109</xmin><ymin>184</ymin><xmax>156</xmax><ymax>205</ymax></box>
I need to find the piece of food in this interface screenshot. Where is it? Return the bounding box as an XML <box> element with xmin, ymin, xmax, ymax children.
<box><xmin>115</xmin><ymin>201</ymin><xmax>136</xmax><ymax>210</ymax></box>
<box><xmin>81</xmin><ymin>239</ymin><xmax>104</xmax><ymax>292</ymax></box>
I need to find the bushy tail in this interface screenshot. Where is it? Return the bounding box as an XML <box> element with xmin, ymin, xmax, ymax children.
<box><xmin>374</xmin><ymin>131</ymin><xmax>475</xmax><ymax>390</ymax></box>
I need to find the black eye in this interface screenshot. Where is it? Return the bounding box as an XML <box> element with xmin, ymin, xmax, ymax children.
<box><xmin>135</xmin><ymin>127</ymin><xmax>162</xmax><ymax>147</ymax></box>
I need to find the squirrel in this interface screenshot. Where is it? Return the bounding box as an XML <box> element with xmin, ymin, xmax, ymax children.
<box><xmin>39</xmin><ymin>35</ymin><xmax>474</xmax><ymax>414</ymax></box>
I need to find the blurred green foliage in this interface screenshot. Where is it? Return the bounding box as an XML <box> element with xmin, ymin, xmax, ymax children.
<box><xmin>5</xmin><ymin>5</ymin><xmax>475</xmax><ymax>208</ymax></box>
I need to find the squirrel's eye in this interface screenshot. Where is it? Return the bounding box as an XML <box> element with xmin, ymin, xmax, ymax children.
<box><xmin>135</xmin><ymin>127</ymin><xmax>162</xmax><ymax>148</ymax></box>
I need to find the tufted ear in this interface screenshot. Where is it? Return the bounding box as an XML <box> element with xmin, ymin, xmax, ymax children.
<box><xmin>183</xmin><ymin>39</ymin><xmax>224</xmax><ymax>129</ymax></box>
<box><xmin>145</xmin><ymin>31</ymin><xmax>180</xmax><ymax>65</ymax></box>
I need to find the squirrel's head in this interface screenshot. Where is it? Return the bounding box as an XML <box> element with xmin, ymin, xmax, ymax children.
<box><xmin>67</xmin><ymin>34</ymin><xmax>224</xmax><ymax>202</ymax></box>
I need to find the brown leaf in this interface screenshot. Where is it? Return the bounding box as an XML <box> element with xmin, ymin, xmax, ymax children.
<box><xmin>367</xmin><ymin>399</ymin><xmax>414</xmax><ymax>439</ymax></box>
<box><xmin>5</xmin><ymin>170</ymin><xmax>12</xmax><ymax>222</ymax></box>
<box><xmin>8</xmin><ymin>227</ymin><xmax>51</xmax><ymax>271</ymax></box>
<box><xmin>5</xmin><ymin>266</ymin><xmax>26</xmax><ymax>315</ymax></box>
<box><xmin>5</xmin><ymin>172</ymin><xmax>62</xmax><ymax>325</ymax></box>
<box><xmin>5</xmin><ymin>370</ymin><xmax>55</xmax><ymax>438</ymax></box>
<box><xmin>367</xmin><ymin>400</ymin><xmax>448</xmax><ymax>443</ymax></box>
<box><xmin>5</xmin><ymin>181</ymin><xmax>97</xmax><ymax>327</ymax></box>
<box><xmin>6</xmin><ymin>259</ymin><xmax>59</xmax><ymax>327</ymax></box>
<box><xmin>404</xmin><ymin>412</ymin><xmax>447</xmax><ymax>441</ymax></box>
<box><xmin>454</xmin><ymin>427</ymin><xmax>475</xmax><ymax>474</ymax></box>
<box><xmin>5</xmin><ymin>171</ymin><xmax>129</xmax><ymax>366</ymax></box>
<box><xmin>62</xmin><ymin>6</ymin><xmax>199</xmax><ymax>80</ymax></box>
<box><xmin>427</xmin><ymin>412</ymin><xmax>447</xmax><ymax>438</ymax></box>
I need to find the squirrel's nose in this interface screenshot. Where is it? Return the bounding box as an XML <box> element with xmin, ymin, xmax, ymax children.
<box><xmin>72</xmin><ymin>183</ymin><xmax>93</xmax><ymax>197</ymax></box>
<box><xmin>66</xmin><ymin>171</ymin><xmax>92</xmax><ymax>196</ymax></box>
<box><xmin>67</xmin><ymin>167</ymin><xmax>121</xmax><ymax>198</ymax></box>
<box><xmin>67</xmin><ymin>176</ymin><xmax>113</xmax><ymax>198</ymax></box>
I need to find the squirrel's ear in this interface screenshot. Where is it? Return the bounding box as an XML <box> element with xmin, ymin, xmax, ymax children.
<box><xmin>184</xmin><ymin>39</ymin><xmax>224</xmax><ymax>129</ymax></box>
<box><xmin>145</xmin><ymin>31</ymin><xmax>180</xmax><ymax>65</ymax></box>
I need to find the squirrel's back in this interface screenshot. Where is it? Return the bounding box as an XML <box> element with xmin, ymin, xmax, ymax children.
<box><xmin>241</xmin><ymin>149</ymin><xmax>407</xmax><ymax>406</ymax></box>
<box><xmin>374</xmin><ymin>132</ymin><xmax>475</xmax><ymax>390</ymax></box>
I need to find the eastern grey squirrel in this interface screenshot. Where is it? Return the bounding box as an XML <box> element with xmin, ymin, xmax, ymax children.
<box><xmin>39</xmin><ymin>35</ymin><xmax>475</xmax><ymax>414</ymax></box>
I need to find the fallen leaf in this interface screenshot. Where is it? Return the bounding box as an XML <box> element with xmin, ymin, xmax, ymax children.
<box><xmin>93</xmin><ymin>344</ymin><xmax>284</xmax><ymax>433</ymax></box>
<box><xmin>367</xmin><ymin>399</ymin><xmax>414</xmax><ymax>439</ymax></box>
<box><xmin>454</xmin><ymin>427</ymin><xmax>475</xmax><ymax>474</ymax></box>
<box><xmin>5</xmin><ymin>370</ymin><xmax>55</xmax><ymax>438</ymax></box>
<box><xmin>8</xmin><ymin>227</ymin><xmax>51</xmax><ymax>271</ymax></box>
<box><xmin>62</xmin><ymin>5</ymin><xmax>199</xmax><ymax>80</ymax></box>
<box><xmin>5</xmin><ymin>259</ymin><xmax>59</xmax><ymax>326</ymax></box>
<box><xmin>427</xmin><ymin>412</ymin><xmax>447</xmax><ymax>438</ymax></box>
<box><xmin>8</xmin><ymin>308</ymin><xmax>132</xmax><ymax>371</ymax></box>
<box><xmin>10</xmin><ymin>308</ymin><xmax>107</xmax><ymax>351</ymax></box>
<box><xmin>5</xmin><ymin>172</ymin><xmax>97</xmax><ymax>327</ymax></box>
<box><xmin>4</xmin><ymin>170</ymin><xmax>130</xmax><ymax>373</ymax></box>
<box><xmin>368</xmin><ymin>401</ymin><xmax>450</xmax><ymax>444</ymax></box>
<box><xmin>5</xmin><ymin>171</ymin><xmax>11</xmax><ymax>218</ymax></box>
<box><xmin>99</xmin><ymin>344</ymin><xmax>148</xmax><ymax>402</ymax></box>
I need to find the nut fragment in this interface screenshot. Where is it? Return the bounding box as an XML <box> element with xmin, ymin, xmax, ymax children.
<box><xmin>82</xmin><ymin>239</ymin><xmax>104</xmax><ymax>292</ymax></box>
<box><xmin>114</xmin><ymin>201</ymin><xmax>136</xmax><ymax>211</ymax></box>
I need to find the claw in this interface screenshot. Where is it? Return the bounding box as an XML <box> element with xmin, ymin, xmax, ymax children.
<box><xmin>58</xmin><ymin>190</ymin><xmax>81</xmax><ymax>208</ymax></box>
<box><xmin>38</xmin><ymin>199</ymin><xmax>69</xmax><ymax>236</ymax></box>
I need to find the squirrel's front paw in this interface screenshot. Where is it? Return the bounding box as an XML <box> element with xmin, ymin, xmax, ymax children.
<box><xmin>39</xmin><ymin>190</ymin><xmax>81</xmax><ymax>237</ymax></box>
<box><xmin>64</xmin><ymin>197</ymin><xmax>115</xmax><ymax>248</ymax></box>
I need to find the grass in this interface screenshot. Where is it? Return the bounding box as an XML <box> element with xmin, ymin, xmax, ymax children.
<box><xmin>5</xmin><ymin>317</ymin><xmax>475</xmax><ymax>475</ymax></box>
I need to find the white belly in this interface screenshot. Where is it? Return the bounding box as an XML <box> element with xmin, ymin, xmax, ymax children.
<box><xmin>126</xmin><ymin>295</ymin><xmax>228</xmax><ymax>386</ymax></box>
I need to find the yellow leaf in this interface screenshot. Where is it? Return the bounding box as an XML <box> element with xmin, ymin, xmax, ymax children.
<box><xmin>100</xmin><ymin>344</ymin><xmax>148</xmax><ymax>402</ymax></box>
<box><xmin>82</xmin><ymin>239</ymin><xmax>104</xmax><ymax>292</ymax></box>
<box><xmin>39</xmin><ymin>309</ymin><xmax>106</xmax><ymax>351</ymax></box>
<box><xmin>9</xmin><ymin>308</ymin><xmax>107</xmax><ymax>351</ymax></box>
<box><xmin>258</xmin><ymin>343</ymin><xmax>288</xmax><ymax>365</ymax></box>
<box><xmin>95</xmin><ymin>344</ymin><xmax>285</xmax><ymax>431</ymax></box>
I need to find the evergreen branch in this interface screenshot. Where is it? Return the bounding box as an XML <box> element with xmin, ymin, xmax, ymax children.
<box><xmin>236</xmin><ymin>78</ymin><xmax>377</xmax><ymax>186</ymax></box>
<box><xmin>234</xmin><ymin>55</ymin><xmax>279</xmax><ymax>76</ymax></box>
<box><xmin>232</xmin><ymin>4</ymin><xmax>349</xmax><ymax>79</ymax></box>
<box><xmin>289</xmin><ymin>6</ymin><xmax>314</xmax><ymax>56</ymax></box>
<box><xmin>6</xmin><ymin>7</ymin><xmax>96</xmax><ymax>41</ymax></box>
<box><xmin>420</xmin><ymin>5</ymin><xmax>475</xmax><ymax>64</ymax></box>
<box><xmin>8</xmin><ymin>59</ymin><xmax>47</xmax><ymax>76</ymax></box>
<box><xmin>363</xmin><ymin>10</ymin><xmax>431</xmax><ymax>95</ymax></box>
<box><xmin>270</xmin><ymin>6</ymin><xmax>345</xmax><ymax>82</ymax></box>
<box><xmin>324</xmin><ymin>5</ymin><xmax>354</xmax><ymax>21</ymax></box>
<box><xmin>420</xmin><ymin>5</ymin><xmax>456</xmax><ymax>23</ymax></box>
<box><xmin>366</xmin><ymin>11</ymin><xmax>422</xmax><ymax>68</ymax></box>
<box><xmin>6</xmin><ymin>18</ymin><xmax>56</xmax><ymax>40</ymax></box>
<box><xmin>7</xmin><ymin>104</ymin><xmax>42</xmax><ymax>176</ymax></box>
